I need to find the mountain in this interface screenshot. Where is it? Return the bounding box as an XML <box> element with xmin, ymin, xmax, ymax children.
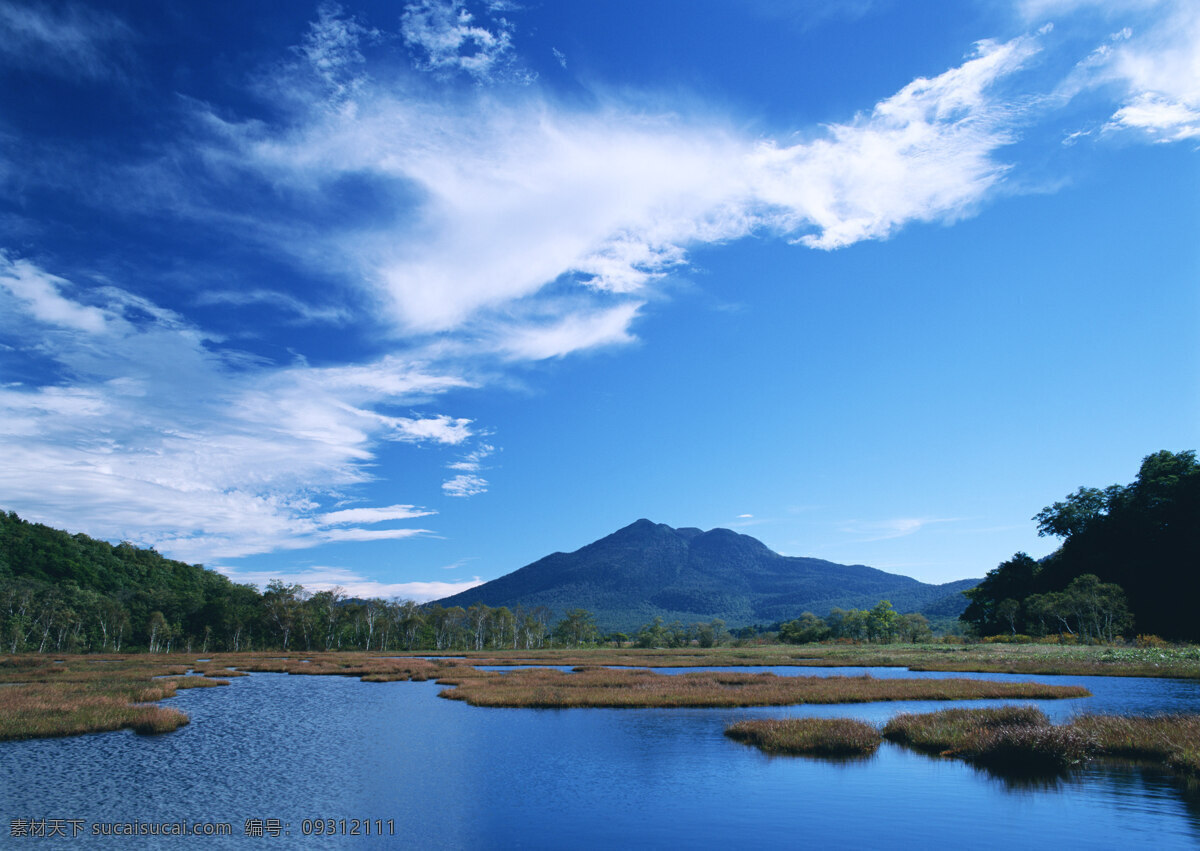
<box><xmin>436</xmin><ymin>519</ymin><xmax>979</xmax><ymax>631</ymax></box>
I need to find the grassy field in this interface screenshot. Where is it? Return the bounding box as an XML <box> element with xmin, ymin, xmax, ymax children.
<box><xmin>3</xmin><ymin>641</ymin><xmax>1197</xmax><ymax>740</ymax></box>
<box><xmin>0</xmin><ymin>656</ymin><xmax>225</xmax><ymax>740</ymax></box>
<box><xmin>413</xmin><ymin>642</ymin><xmax>1200</xmax><ymax>679</ymax></box>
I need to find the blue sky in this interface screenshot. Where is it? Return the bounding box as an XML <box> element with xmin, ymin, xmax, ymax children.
<box><xmin>1</xmin><ymin>0</ymin><xmax>1196</xmax><ymax>601</ymax></box>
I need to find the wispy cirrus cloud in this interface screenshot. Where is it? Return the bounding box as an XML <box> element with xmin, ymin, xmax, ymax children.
<box><xmin>319</xmin><ymin>504</ymin><xmax>437</xmax><ymax>525</ymax></box>
<box><xmin>0</xmin><ymin>254</ymin><xmax>471</xmax><ymax>562</ymax></box>
<box><xmin>193</xmin><ymin>288</ymin><xmax>351</xmax><ymax>325</ymax></box>
<box><xmin>840</xmin><ymin>517</ymin><xmax>958</xmax><ymax>542</ymax></box>
<box><xmin>0</xmin><ymin>253</ymin><xmax>108</xmax><ymax>332</ymax></box>
<box><xmin>0</xmin><ymin>0</ymin><xmax>133</xmax><ymax>80</ymax></box>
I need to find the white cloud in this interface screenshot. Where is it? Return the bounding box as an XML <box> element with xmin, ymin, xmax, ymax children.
<box><xmin>181</xmin><ymin>27</ymin><xmax>1039</xmax><ymax>357</ymax></box>
<box><xmin>294</xmin><ymin>2</ymin><xmax>378</xmax><ymax>104</ymax></box>
<box><xmin>401</xmin><ymin>0</ymin><xmax>519</xmax><ymax>83</ymax></box>
<box><xmin>320</xmin><ymin>504</ymin><xmax>437</xmax><ymax>524</ymax></box>
<box><xmin>442</xmin><ymin>473</ymin><xmax>488</xmax><ymax>497</ymax></box>
<box><xmin>496</xmin><ymin>303</ymin><xmax>643</xmax><ymax>361</ymax></box>
<box><xmin>1103</xmin><ymin>2</ymin><xmax>1200</xmax><ymax>141</ymax></box>
<box><xmin>446</xmin><ymin>443</ymin><xmax>494</xmax><ymax>472</ymax></box>
<box><xmin>750</xmin><ymin>37</ymin><xmax>1039</xmax><ymax>249</ymax></box>
<box><xmin>1109</xmin><ymin>93</ymin><xmax>1200</xmax><ymax>140</ymax></box>
<box><xmin>0</xmin><ymin>253</ymin><xmax>109</xmax><ymax>333</ymax></box>
<box><xmin>0</xmin><ymin>258</ymin><xmax>473</xmax><ymax>562</ymax></box>
<box><xmin>322</xmin><ymin>527</ymin><xmax>434</xmax><ymax>542</ymax></box>
<box><xmin>216</xmin><ymin>565</ymin><xmax>484</xmax><ymax>602</ymax></box>
<box><xmin>1029</xmin><ymin>0</ymin><xmax>1200</xmax><ymax>142</ymax></box>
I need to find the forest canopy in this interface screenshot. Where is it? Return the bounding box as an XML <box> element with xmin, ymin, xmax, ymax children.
<box><xmin>0</xmin><ymin>512</ymin><xmax>575</xmax><ymax>653</ymax></box>
<box><xmin>961</xmin><ymin>450</ymin><xmax>1199</xmax><ymax>640</ymax></box>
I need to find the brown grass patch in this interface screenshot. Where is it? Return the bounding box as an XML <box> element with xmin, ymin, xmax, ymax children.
<box><xmin>725</xmin><ymin>717</ymin><xmax>881</xmax><ymax>756</ymax></box>
<box><xmin>435</xmin><ymin>667</ymin><xmax>1089</xmax><ymax>708</ymax></box>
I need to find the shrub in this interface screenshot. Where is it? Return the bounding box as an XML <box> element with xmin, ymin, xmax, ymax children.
<box><xmin>983</xmin><ymin>634</ymin><xmax>1034</xmax><ymax>644</ymax></box>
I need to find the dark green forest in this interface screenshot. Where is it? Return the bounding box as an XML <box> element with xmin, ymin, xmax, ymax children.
<box><xmin>0</xmin><ymin>512</ymin><xmax>601</xmax><ymax>653</ymax></box>
<box><xmin>961</xmin><ymin>450</ymin><xmax>1200</xmax><ymax>641</ymax></box>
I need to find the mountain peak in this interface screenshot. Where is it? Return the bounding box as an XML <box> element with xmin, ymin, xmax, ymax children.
<box><xmin>436</xmin><ymin>520</ymin><xmax>979</xmax><ymax>631</ymax></box>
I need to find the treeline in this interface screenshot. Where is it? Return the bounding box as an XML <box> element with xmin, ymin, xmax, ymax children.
<box><xmin>962</xmin><ymin>450</ymin><xmax>1199</xmax><ymax>641</ymax></box>
<box><xmin>0</xmin><ymin>511</ymin><xmax>608</xmax><ymax>653</ymax></box>
<box><xmin>777</xmin><ymin>601</ymin><xmax>933</xmax><ymax>644</ymax></box>
<box><xmin>626</xmin><ymin>616</ymin><xmax>731</xmax><ymax>648</ymax></box>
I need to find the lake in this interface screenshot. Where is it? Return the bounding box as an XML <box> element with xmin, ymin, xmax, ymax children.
<box><xmin>3</xmin><ymin>665</ymin><xmax>1199</xmax><ymax>848</ymax></box>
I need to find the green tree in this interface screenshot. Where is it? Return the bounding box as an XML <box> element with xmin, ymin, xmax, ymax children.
<box><xmin>867</xmin><ymin>600</ymin><xmax>899</xmax><ymax>643</ymax></box>
<box><xmin>263</xmin><ymin>580</ymin><xmax>302</xmax><ymax>650</ymax></box>
<box><xmin>1034</xmin><ymin>450</ymin><xmax>1198</xmax><ymax>639</ymax></box>
<box><xmin>898</xmin><ymin>612</ymin><xmax>932</xmax><ymax>643</ymax></box>
<box><xmin>1034</xmin><ymin>486</ymin><xmax>1124</xmax><ymax>540</ymax></box>
<box><xmin>779</xmin><ymin>612</ymin><xmax>830</xmax><ymax>644</ymax></box>
<box><xmin>635</xmin><ymin>616</ymin><xmax>669</xmax><ymax>648</ymax></box>
<box><xmin>554</xmin><ymin>608</ymin><xmax>599</xmax><ymax>647</ymax></box>
<box><xmin>961</xmin><ymin>553</ymin><xmax>1040</xmax><ymax>637</ymax></box>
<box><xmin>996</xmin><ymin>599</ymin><xmax>1021</xmax><ymax>636</ymax></box>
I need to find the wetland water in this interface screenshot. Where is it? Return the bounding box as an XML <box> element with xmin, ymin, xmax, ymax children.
<box><xmin>3</xmin><ymin>666</ymin><xmax>1199</xmax><ymax>848</ymax></box>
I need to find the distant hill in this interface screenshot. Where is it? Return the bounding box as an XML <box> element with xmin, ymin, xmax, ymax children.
<box><xmin>437</xmin><ymin>519</ymin><xmax>979</xmax><ymax>631</ymax></box>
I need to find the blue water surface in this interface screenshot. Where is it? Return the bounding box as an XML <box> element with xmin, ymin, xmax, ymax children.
<box><xmin>3</xmin><ymin>666</ymin><xmax>1199</xmax><ymax>849</ymax></box>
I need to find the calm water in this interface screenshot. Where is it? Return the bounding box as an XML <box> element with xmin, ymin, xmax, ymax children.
<box><xmin>3</xmin><ymin>666</ymin><xmax>1199</xmax><ymax>848</ymax></box>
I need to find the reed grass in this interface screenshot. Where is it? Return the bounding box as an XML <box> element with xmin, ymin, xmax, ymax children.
<box><xmin>1070</xmin><ymin>713</ymin><xmax>1200</xmax><ymax>779</ymax></box>
<box><xmin>725</xmin><ymin>718</ymin><xmax>881</xmax><ymax>756</ymax></box>
<box><xmin>882</xmin><ymin>706</ymin><xmax>1050</xmax><ymax>753</ymax></box>
<box><xmin>882</xmin><ymin>707</ymin><xmax>1200</xmax><ymax>778</ymax></box>
<box><xmin>0</xmin><ymin>657</ymin><xmax>221</xmax><ymax>740</ymax></box>
<box><xmin>435</xmin><ymin>667</ymin><xmax>1089</xmax><ymax>708</ymax></box>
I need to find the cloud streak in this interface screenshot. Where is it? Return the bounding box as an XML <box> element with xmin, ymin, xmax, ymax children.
<box><xmin>840</xmin><ymin>517</ymin><xmax>958</xmax><ymax>543</ymax></box>
<box><xmin>0</xmin><ymin>0</ymin><xmax>133</xmax><ymax>80</ymax></box>
<box><xmin>0</xmin><ymin>255</ymin><xmax>471</xmax><ymax>562</ymax></box>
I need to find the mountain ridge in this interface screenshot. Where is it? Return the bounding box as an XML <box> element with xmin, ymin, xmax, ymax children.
<box><xmin>437</xmin><ymin>519</ymin><xmax>979</xmax><ymax>631</ymax></box>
